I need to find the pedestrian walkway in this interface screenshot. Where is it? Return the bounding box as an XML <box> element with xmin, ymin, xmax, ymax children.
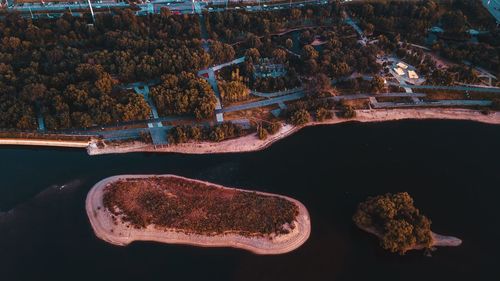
<box><xmin>482</xmin><ymin>0</ymin><xmax>500</xmax><ymax>24</ymax></box>
<box><xmin>134</xmin><ymin>85</ymin><xmax>162</xmax><ymax>128</ymax></box>
<box><xmin>133</xmin><ymin>85</ymin><xmax>170</xmax><ymax>145</ymax></box>
<box><xmin>344</xmin><ymin>14</ymin><xmax>367</xmax><ymax>45</ymax></box>
<box><xmin>207</xmin><ymin>69</ymin><xmax>224</xmax><ymax>123</ymax></box>
<box><xmin>219</xmin><ymin>91</ymin><xmax>305</xmax><ymax>114</ymax></box>
<box><xmin>387</xmin><ymin>83</ymin><xmax>500</xmax><ymax>93</ymax></box>
<box><xmin>372</xmin><ymin>100</ymin><xmax>492</xmax><ymax>109</ymax></box>
<box><xmin>197</xmin><ymin>55</ymin><xmax>245</xmax><ymax>123</ymax></box>
<box><xmin>149</xmin><ymin>126</ymin><xmax>170</xmax><ymax>145</ymax></box>
<box><xmin>251</xmin><ymin>87</ymin><xmax>302</xmax><ymax>98</ymax></box>
<box><xmin>37</xmin><ymin>115</ymin><xmax>46</xmax><ymax>132</ymax></box>
<box><xmin>199</xmin><ymin>14</ymin><xmax>210</xmax><ymax>52</ymax></box>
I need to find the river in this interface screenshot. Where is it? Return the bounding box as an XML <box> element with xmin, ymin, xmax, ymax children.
<box><xmin>0</xmin><ymin>120</ymin><xmax>499</xmax><ymax>281</ymax></box>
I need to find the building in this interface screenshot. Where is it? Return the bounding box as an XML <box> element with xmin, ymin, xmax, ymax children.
<box><xmin>408</xmin><ymin>70</ymin><xmax>419</xmax><ymax>79</ymax></box>
<box><xmin>396</xmin><ymin>62</ymin><xmax>408</xmax><ymax>70</ymax></box>
<box><xmin>393</xmin><ymin>67</ymin><xmax>405</xmax><ymax>76</ymax></box>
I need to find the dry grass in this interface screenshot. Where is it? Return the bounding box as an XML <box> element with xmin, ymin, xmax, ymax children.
<box><xmin>102</xmin><ymin>177</ymin><xmax>299</xmax><ymax>237</ymax></box>
<box><xmin>341</xmin><ymin>99</ymin><xmax>371</xmax><ymax>109</ymax></box>
<box><xmin>224</xmin><ymin>105</ymin><xmax>276</xmax><ymax>121</ymax></box>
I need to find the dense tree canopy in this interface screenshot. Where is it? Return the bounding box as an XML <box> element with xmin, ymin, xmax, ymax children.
<box><xmin>353</xmin><ymin>192</ymin><xmax>433</xmax><ymax>254</ymax></box>
<box><xmin>151</xmin><ymin>72</ymin><xmax>217</xmax><ymax>119</ymax></box>
<box><xmin>0</xmin><ymin>10</ymin><xmax>210</xmax><ymax>130</ymax></box>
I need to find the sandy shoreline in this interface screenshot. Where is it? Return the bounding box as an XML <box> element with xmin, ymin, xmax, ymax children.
<box><xmin>0</xmin><ymin>138</ymin><xmax>90</xmax><ymax>148</ymax></box>
<box><xmin>0</xmin><ymin>108</ymin><xmax>497</xmax><ymax>154</ymax></box>
<box><xmin>358</xmin><ymin>225</ymin><xmax>462</xmax><ymax>252</ymax></box>
<box><xmin>88</xmin><ymin>108</ymin><xmax>500</xmax><ymax>155</ymax></box>
<box><xmin>86</xmin><ymin>174</ymin><xmax>311</xmax><ymax>255</ymax></box>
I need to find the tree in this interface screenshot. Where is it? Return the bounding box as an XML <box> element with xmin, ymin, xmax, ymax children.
<box><xmin>246</xmin><ymin>34</ymin><xmax>262</xmax><ymax>49</ymax></box>
<box><xmin>442</xmin><ymin>11</ymin><xmax>467</xmax><ymax>34</ymax></box>
<box><xmin>168</xmin><ymin>126</ymin><xmax>189</xmax><ymax>144</ymax></box>
<box><xmin>291</xmin><ymin>9</ymin><xmax>302</xmax><ymax>21</ymax></box>
<box><xmin>94</xmin><ymin>73</ymin><xmax>116</xmax><ymax>95</ymax></box>
<box><xmin>316</xmin><ymin>107</ymin><xmax>332</xmax><ymax>121</ymax></box>
<box><xmin>71</xmin><ymin>112</ymin><xmax>93</xmax><ymax>128</ymax></box>
<box><xmin>302</xmin><ymin>45</ymin><xmax>319</xmax><ymax>61</ymax></box>
<box><xmin>245</xmin><ymin>48</ymin><xmax>261</xmax><ymax>63</ymax></box>
<box><xmin>288</xmin><ymin>109</ymin><xmax>310</xmax><ymax>126</ymax></box>
<box><xmin>218</xmin><ymin>69</ymin><xmax>249</xmax><ymax>103</ymax></box>
<box><xmin>21</xmin><ymin>83</ymin><xmax>47</xmax><ymax>103</ymax></box>
<box><xmin>339</xmin><ymin>104</ymin><xmax>356</xmax><ymax>118</ymax></box>
<box><xmin>151</xmin><ymin>72</ymin><xmax>216</xmax><ymax>119</ymax></box>
<box><xmin>210</xmin><ymin>41</ymin><xmax>235</xmax><ymax>64</ymax></box>
<box><xmin>305</xmin><ymin>73</ymin><xmax>332</xmax><ymax>98</ymax></box>
<box><xmin>272</xmin><ymin>48</ymin><xmax>288</xmax><ymax>64</ymax></box>
<box><xmin>353</xmin><ymin>192</ymin><xmax>433</xmax><ymax>255</ymax></box>
<box><xmin>257</xmin><ymin>125</ymin><xmax>268</xmax><ymax>140</ymax></box>
<box><xmin>371</xmin><ymin>75</ymin><xmax>385</xmax><ymax>93</ymax></box>
<box><xmin>332</xmin><ymin>62</ymin><xmax>351</xmax><ymax>78</ymax></box>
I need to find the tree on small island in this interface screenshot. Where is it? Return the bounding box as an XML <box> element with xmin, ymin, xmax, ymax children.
<box><xmin>353</xmin><ymin>192</ymin><xmax>433</xmax><ymax>255</ymax></box>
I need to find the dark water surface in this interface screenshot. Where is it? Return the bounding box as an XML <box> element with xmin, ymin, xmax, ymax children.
<box><xmin>0</xmin><ymin>120</ymin><xmax>499</xmax><ymax>281</ymax></box>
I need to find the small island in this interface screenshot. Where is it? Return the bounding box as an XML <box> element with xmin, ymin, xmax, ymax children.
<box><xmin>353</xmin><ymin>192</ymin><xmax>461</xmax><ymax>255</ymax></box>
<box><xmin>86</xmin><ymin>175</ymin><xmax>310</xmax><ymax>254</ymax></box>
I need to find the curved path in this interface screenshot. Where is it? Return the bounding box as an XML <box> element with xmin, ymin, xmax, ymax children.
<box><xmin>86</xmin><ymin>174</ymin><xmax>311</xmax><ymax>255</ymax></box>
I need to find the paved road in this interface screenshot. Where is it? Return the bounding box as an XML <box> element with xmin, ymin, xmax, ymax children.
<box><xmin>344</xmin><ymin>13</ymin><xmax>367</xmax><ymax>44</ymax></box>
<box><xmin>483</xmin><ymin>0</ymin><xmax>500</xmax><ymax>23</ymax></box>
<box><xmin>199</xmin><ymin>14</ymin><xmax>210</xmax><ymax>52</ymax></box>
<box><xmin>98</xmin><ymin>127</ymin><xmax>148</xmax><ymax>141</ymax></box>
<box><xmin>388</xmin><ymin>82</ymin><xmax>500</xmax><ymax>93</ymax></box>
<box><xmin>7</xmin><ymin>0</ymin><xmax>329</xmax><ymax>17</ymax></box>
<box><xmin>198</xmin><ymin>56</ymin><xmax>245</xmax><ymax>123</ymax></box>
<box><xmin>251</xmin><ymin>87</ymin><xmax>303</xmax><ymax>98</ymax></box>
<box><xmin>37</xmin><ymin>115</ymin><xmax>46</xmax><ymax>132</ymax></box>
<box><xmin>218</xmin><ymin>91</ymin><xmax>305</xmax><ymax>114</ymax></box>
<box><xmin>121</xmin><ymin>80</ymin><xmax>160</xmax><ymax>90</ymax></box>
<box><xmin>133</xmin><ymin>85</ymin><xmax>171</xmax><ymax>144</ymax></box>
<box><xmin>10</xmin><ymin>2</ymin><xmax>128</xmax><ymax>14</ymax></box>
<box><xmin>134</xmin><ymin>85</ymin><xmax>162</xmax><ymax>127</ymax></box>
<box><xmin>198</xmin><ymin>56</ymin><xmax>246</xmax><ymax>75</ymax></box>
<box><xmin>372</xmin><ymin>100</ymin><xmax>492</xmax><ymax>109</ymax></box>
<box><xmin>35</xmin><ymin>102</ymin><xmax>46</xmax><ymax>132</ymax></box>
<box><xmin>206</xmin><ymin>69</ymin><xmax>224</xmax><ymax>122</ymax></box>
<box><xmin>330</xmin><ymin>92</ymin><xmax>426</xmax><ymax>101</ymax></box>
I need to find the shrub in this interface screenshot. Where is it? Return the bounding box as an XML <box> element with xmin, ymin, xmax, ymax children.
<box><xmin>288</xmin><ymin>109</ymin><xmax>310</xmax><ymax>126</ymax></box>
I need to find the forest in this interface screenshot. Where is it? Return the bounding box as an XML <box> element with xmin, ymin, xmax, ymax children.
<box><xmin>350</xmin><ymin>0</ymin><xmax>499</xmax><ymax>74</ymax></box>
<box><xmin>1</xmin><ymin>1</ymin><xmax>498</xmax><ymax>132</ymax></box>
<box><xmin>353</xmin><ymin>192</ymin><xmax>433</xmax><ymax>255</ymax></box>
<box><xmin>0</xmin><ymin>9</ymin><xmax>210</xmax><ymax>130</ymax></box>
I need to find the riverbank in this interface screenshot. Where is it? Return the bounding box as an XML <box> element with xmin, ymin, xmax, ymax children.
<box><xmin>0</xmin><ymin>138</ymin><xmax>90</xmax><ymax>148</ymax></box>
<box><xmin>358</xmin><ymin>225</ymin><xmax>462</xmax><ymax>252</ymax></box>
<box><xmin>86</xmin><ymin>174</ymin><xmax>311</xmax><ymax>255</ymax></box>
<box><xmin>88</xmin><ymin>108</ymin><xmax>500</xmax><ymax>155</ymax></box>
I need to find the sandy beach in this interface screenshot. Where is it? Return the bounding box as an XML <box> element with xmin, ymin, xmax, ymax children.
<box><xmin>88</xmin><ymin>108</ymin><xmax>500</xmax><ymax>155</ymax></box>
<box><xmin>0</xmin><ymin>138</ymin><xmax>90</xmax><ymax>148</ymax></box>
<box><xmin>358</xmin><ymin>224</ymin><xmax>462</xmax><ymax>252</ymax></box>
<box><xmin>86</xmin><ymin>174</ymin><xmax>311</xmax><ymax>255</ymax></box>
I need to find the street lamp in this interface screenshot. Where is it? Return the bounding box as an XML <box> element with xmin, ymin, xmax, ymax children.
<box><xmin>87</xmin><ymin>0</ymin><xmax>96</xmax><ymax>23</ymax></box>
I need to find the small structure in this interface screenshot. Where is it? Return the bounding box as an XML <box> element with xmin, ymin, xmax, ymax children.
<box><xmin>429</xmin><ymin>26</ymin><xmax>444</xmax><ymax>33</ymax></box>
<box><xmin>408</xmin><ymin>70</ymin><xmax>419</xmax><ymax>79</ymax></box>
<box><xmin>396</xmin><ymin>62</ymin><xmax>408</xmax><ymax>69</ymax></box>
<box><xmin>254</xmin><ymin>58</ymin><xmax>286</xmax><ymax>79</ymax></box>
<box><xmin>393</xmin><ymin>67</ymin><xmax>405</xmax><ymax>76</ymax></box>
<box><xmin>385</xmin><ymin>57</ymin><xmax>425</xmax><ymax>85</ymax></box>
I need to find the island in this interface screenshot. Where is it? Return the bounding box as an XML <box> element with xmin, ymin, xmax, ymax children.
<box><xmin>353</xmin><ymin>192</ymin><xmax>461</xmax><ymax>255</ymax></box>
<box><xmin>86</xmin><ymin>175</ymin><xmax>311</xmax><ymax>255</ymax></box>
